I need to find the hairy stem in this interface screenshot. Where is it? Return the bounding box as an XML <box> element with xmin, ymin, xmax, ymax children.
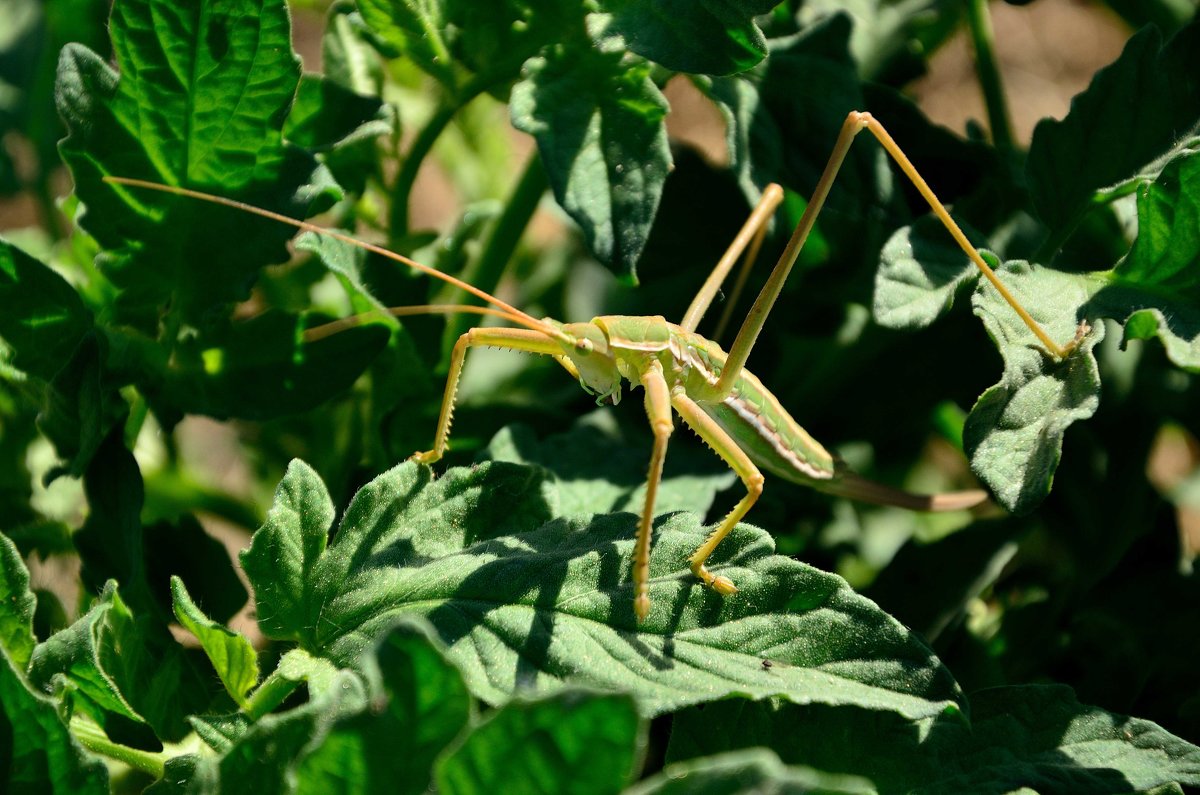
<box><xmin>965</xmin><ymin>0</ymin><xmax>1015</xmax><ymax>157</ymax></box>
<box><xmin>72</xmin><ymin>717</ymin><xmax>166</xmax><ymax>777</ymax></box>
<box><xmin>388</xmin><ymin>79</ymin><xmax>492</xmax><ymax>243</ymax></box>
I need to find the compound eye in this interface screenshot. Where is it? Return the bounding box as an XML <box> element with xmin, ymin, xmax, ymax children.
<box><xmin>574</xmin><ymin>338</ymin><xmax>593</xmax><ymax>354</ymax></box>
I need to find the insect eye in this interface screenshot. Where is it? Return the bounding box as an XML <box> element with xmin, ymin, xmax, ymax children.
<box><xmin>575</xmin><ymin>338</ymin><xmax>593</xmax><ymax>354</ymax></box>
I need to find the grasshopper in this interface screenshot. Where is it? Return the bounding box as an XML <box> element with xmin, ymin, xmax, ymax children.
<box><xmin>107</xmin><ymin>111</ymin><xmax>1079</xmax><ymax>622</ymax></box>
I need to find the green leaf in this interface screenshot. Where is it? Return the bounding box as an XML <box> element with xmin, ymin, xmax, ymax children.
<box><xmin>702</xmin><ymin>14</ymin><xmax>881</xmax><ymax>217</ymax></box>
<box><xmin>358</xmin><ymin>0</ymin><xmax>573</xmax><ymax>91</ymax></box>
<box><xmin>0</xmin><ymin>238</ymin><xmax>93</xmax><ymax>381</ymax></box>
<box><xmin>1026</xmin><ymin>20</ymin><xmax>1200</xmax><ymax>238</ymax></box>
<box><xmin>284</xmin><ymin>73</ymin><xmax>392</xmax><ymax>154</ymax></box>
<box><xmin>321</xmin><ymin>3</ymin><xmax>383</xmax><ymax>97</ymax></box>
<box><xmin>56</xmin><ymin>0</ymin><xmax>338</xmax><ymax>320</ymax></box>
<box><xmin>171</xmin><ymin>576</ymin><xmax>259</xmax><ymax>707</ymax></box>
<box><xmin>589</xmin><ymin>0</ymin><xmax>778</xmax><ymax>76</ymax></box>
<box><xmin>964</xmin><ymin>261</ymin><xmax>1105</xmax><ymax>514</ymax></box>
<box><xmin>243</xmin><ymin>460</ymin><xmax>964</xmax><ymax>721</ymax></box>
<box><xmin>239</xmin><ymin>460</ymin><xmax>337</xmax><ymax>644</ymax></box>
<box><xmin>667</xmin><ymin>686</ymin><xmax>1200</xmax><ymax>794</ymax></box>
<box><xmin>511</xmin><ymin>43</ymin><xmax>669</xmax><ymax>278</ymax></box>
<box><xmin>295</xmin><ymin>621</ymin><xmax>472</xmax><ymax>795</ymax></box>
<box><xmin>873</xmin><ymin>216</ymin><xmax>979</xmax><ymax>330</ymax></box>
<box><xmin>0</xmin><ymin>650</ymin><xmax>109</xmax><ymax>794</ymax></box>
<box><xmin>155</xmin><ymin>311</ymin><xmax>390</xmax><ymax>421</ymax></box>
<box><xmin>209</xmin><ymin>670</ymin><xmax>368</xmax><ymax>794</ymax></box>
<box><xmin>478</xmin><ymin>412</ymin><xmax>736</xmax><ymax>517</ymax></box>
<box><xmin>356</xmin><ymin>0</ymin><xmax>453</xmax><ymax>86</ymax></box>
<box><xmin>628</xmin><ymin>748</ymin><xmax>876</xmax><ymax>795</ymax></box>
<box><xmin>0</xmin><ymin>531</ymin><xmax>36</xmax><ymax>670</ymax></box>
<box><xmin>1085</xmin><ymin>148</ymin><xmax>1200</xmax><ymax>370</ymax></box>
<box><xmin>435</xmin><ymin>689</ymin><xmax>642</xmax><ymax>794</ymax></box>
<box><xmin>28</xmin><ymin>582</ymin><xmax>145</xmax><ymax>723</ymax></box>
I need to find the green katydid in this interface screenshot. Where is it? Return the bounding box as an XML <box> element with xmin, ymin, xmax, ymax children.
<box><xmin>106</xmin><ymin>110</ymin><xmax>1082</xmax><ymax>623</ymax></box>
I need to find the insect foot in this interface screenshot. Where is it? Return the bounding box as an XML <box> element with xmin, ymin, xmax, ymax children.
<box><xmin>409</xmin><ymin>450</ymin><xmax>441</xmax><ymax>465</ymax></box>
<box><xmin>691</xmin><ymin>562</ymin><xmax>739</xmax><ymax>596</ymax></box>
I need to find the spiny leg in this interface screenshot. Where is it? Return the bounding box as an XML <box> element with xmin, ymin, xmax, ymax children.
<box><xmin>671</xmin><ymin>393</ymin><xmax>764</xmax><ymax>595</ymax></box>
<box><xmin>633</xmin><ymin>360</ymin><xmax>674</xmax><ymax>623</ymax></box>
<box><xmin>713</xmin><ymin>111</ymin><xmax>1076</xmax><ymax>399</ymax></box>
<box><xmin>680</xmin><ymin>184</ymin><xmax>785</xmax><ymax>333</ymax></box>
<box><xmin>412</xmin><ymin>327</ymin><xmax>563</xmax><ymax>464</ymax></box>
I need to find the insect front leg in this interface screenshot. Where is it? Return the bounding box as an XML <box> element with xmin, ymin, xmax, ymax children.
<box><xmin>670</xmin><ymin>393</ymin><xmax>764</xmax><ymax>596</ymax></box>
<box><xmin>412</xmin><ymin>327</ymin><xmax>563</xmax><ymax>464</ymax></box>
<box><xmin>633</xmin><ymin>360</ymin><xmax>674</xmax><ymax>623</ymax></box>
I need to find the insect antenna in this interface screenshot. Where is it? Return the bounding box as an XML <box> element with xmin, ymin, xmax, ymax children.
<box><xmin>303</xmin><ymin>304</ymin><xmax>535</xmax><ymax>342</ymax></box>
<box><xmin>102</xmin><ymin>177</ymin><xmax>567</xmax><ymax>342</ymax></box>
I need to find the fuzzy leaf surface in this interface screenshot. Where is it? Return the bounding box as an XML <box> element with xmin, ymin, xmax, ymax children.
<box><xmin>873</xmin><ymin>216</ymin><xmax>978</xmax><ymax>330</ymax></box>
<box><xmin>242</xmin><ymin>460</ymin><xmax>964</xmax><ymax>720</ymax></box>
<box><xmin>171</xmin><ymin>576</ymin><xmax>258</xmax><ymax>707</ymax></box>
<box><xmin>1088</xmin><ymin>148</ymin><xmax>1200</xmax><ymax>370</ymax></box>
<box><xmin>965</xmin><ymin>261</ymin><xmax>1105</xmax><ymax>514</ymax></box>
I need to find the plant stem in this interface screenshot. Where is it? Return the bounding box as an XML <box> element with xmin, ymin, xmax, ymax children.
<box><xmin>441</xmin><ymin>153</ymin><xmax>548</xmax><ymax>347</ymax></box>
<box><xmin>388</xmin><ymin>79</ymin><xmax>492</xmax><ymax>243</ymax></box>
<box><xmin>72</xmin><ymin>718</ymin><xmax>166</xmax><ymax>777</ymax></box>
<box><xmin>244</xmin><ymin>669</ymin><xmax>302</xmax><ymax>720</ymax></box>
<box><xmin>964</xmin><ymin>0</ymin><xmax>1015</xmax><ymax>158</ymax></box>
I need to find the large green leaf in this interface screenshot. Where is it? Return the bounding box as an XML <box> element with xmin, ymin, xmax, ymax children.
<box><xmin>56</xmin><ymin>0</ymin><xmax>338</xmax><ymax>320</ymax></box>
<box><xmin>435</xmin><ymin>690</ymin><xmax>643</xmax><ymax>794</ymax></box>
<box><xmin>1026</xmin><ymin>19</ymin><xmax>1200</xmax><ymax>241</ymax></box>
<box><xmin>242</xmin><ymin>459</ymin><xmax>964</xmax><ymax>720</ymax></box>
<box><xmin>965</xmin><ymin>261</ymin><xmax>1104</xmax><ymax>514</ymax></box>
<box><xmin>511</xmin><ymin>43</ymin><xmax>669</xmax><ymax>279</ymax></box>
<box><xmin>589</xmin><ymin>0</ymin><xmax>779</xmax><ymax>76</ymax></box>
<box><xmin>667</xmin><ymin>685</ymin><xmax>1200</xmax><ymax>794</ymax></box>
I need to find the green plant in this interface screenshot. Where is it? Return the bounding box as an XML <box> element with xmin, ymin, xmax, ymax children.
<box><xmin>2</xmin><ymin>0</ymin><xmax>1200</xmax><ymax>792</ymax></box>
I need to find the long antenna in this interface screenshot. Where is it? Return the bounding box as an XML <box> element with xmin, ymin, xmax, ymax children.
<box><xmin>102</xmin><ymin>176</ymin><xmax>566</xmax><ymax>341</ymax></box>
<box><xmin>303</xmin><ymin>304</ymin><xmax>532</xmax><ymax>342</ymax></box>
